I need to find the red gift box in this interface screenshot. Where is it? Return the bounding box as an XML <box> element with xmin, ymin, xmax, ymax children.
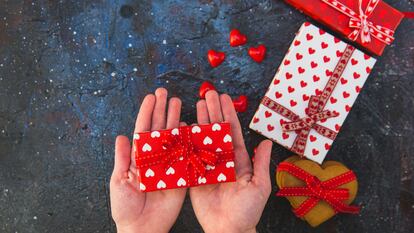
<box><xmin>133</xmin><ymin>123</ymin><xmax>236</xmax><ymax>192</ymax></box>
<box><xmin>284</xmin><ymin>0</ymin><xmax>404</xmax><ymax>56</ymax></box>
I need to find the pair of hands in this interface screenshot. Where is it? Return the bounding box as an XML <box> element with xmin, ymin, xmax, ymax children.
<box><xmin>110</xmin><ymin>88</ymin><xmax>273</xmax><ymax>233</ymax></box>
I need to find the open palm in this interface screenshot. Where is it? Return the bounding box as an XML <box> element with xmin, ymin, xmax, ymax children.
<box><xmin>110</xmin><ymin>88</ymin><xmax>187</xmax><ymax>233</ymax></box>
<box><xmin>190</xmin><ymin>91</ymin><xmax>273</xmax><ymax>233</ymax></box>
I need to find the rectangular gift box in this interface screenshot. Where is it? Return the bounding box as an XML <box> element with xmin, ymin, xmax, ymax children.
<box><xmin>134</xmin><ymin>123</ymin><xmax>236</xmax><ymax>192</ymax></box>
<box><xmin>249</xmin><ymin>22</ymin><xmax>376</xmax><ymax>164</ymax></box>
<box><xmin>284</xmin><ymin>0</ymin><xmax>404</xmax><ymax>56</ymax></box>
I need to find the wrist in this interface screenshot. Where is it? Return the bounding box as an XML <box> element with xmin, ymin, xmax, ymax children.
<box><xmin>206</xmin><ymin>228</ymin><xmax>256</xmax><ymax>233</ymax></box>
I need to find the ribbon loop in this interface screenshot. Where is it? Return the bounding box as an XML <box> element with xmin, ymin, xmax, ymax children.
<box><xmin>276</xmin><ymin>162</ymin><xmax>360</xmax><ymax>217</ymax></box>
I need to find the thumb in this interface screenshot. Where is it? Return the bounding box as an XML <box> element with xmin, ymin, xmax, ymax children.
<box><xmin>113</xmin><ymin>135</ymin><xmax>132</xmax><ymax>178</ymax></box>
<box><xmin>252</xmin><ymin>140</ymin><xmax>272</xmax><ymax>187</ymax></box>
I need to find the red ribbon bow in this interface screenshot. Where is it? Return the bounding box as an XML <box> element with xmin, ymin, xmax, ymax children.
<box><xmin>321</xmin><ymin>0</ymin><xmax>395</xmax><ymax>45</ymax></box>
<box><xmin>276</xmin><ymin>162</ymin><xmax>360</xmax><ymax>217</ymax></box>
<box><xmin>162</xmin><ymin>136</ymin><xmax>218</xmax><ymax>178</ymax></box>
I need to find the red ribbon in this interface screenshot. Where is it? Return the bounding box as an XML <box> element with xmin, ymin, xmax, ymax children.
<box><xmin>262</xmin><ymin>44</ymin><xmax>355</xmax><ymax>156</ymax></box>
<box><xmin>321</xmin><ymin>0</ymin><xmax>395</xmax><ymax>45</ymax></box>
<box><xmin>276</xmin><ymin>162</ymin><xmax>360</xmax><ymax>217</ymax></box>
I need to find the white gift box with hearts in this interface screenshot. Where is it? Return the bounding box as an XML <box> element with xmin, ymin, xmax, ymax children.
<box><xmin>249</xmin><ymin>22</ymin><xmax>376</xmax><ymax>164</ymax></box>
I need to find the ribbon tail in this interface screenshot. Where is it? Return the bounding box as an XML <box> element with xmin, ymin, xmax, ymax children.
<box><xmin>325</xmin><ymin>196</ymin><xmax>360</xmax><ymax>214</ymax></box>
<box><xmin>293</xmin><ymin>197</ymin><xmax>320</xmax><ymax>218</ymax></box>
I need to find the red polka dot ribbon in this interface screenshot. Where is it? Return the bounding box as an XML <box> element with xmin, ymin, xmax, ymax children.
<box><xmin>321</xmin><ymin>0</ymin><xmax>395</xmax><ymax>45</ymax></box>
<box><xmin>276</xmin><ymin>162</ymin><xmax>360</xmax><ymax>217</ymax></box>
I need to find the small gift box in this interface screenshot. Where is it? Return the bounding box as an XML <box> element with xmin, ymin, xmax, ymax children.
<box><xmin>284</xmin><ymin>0</ymin><xmax>404</xmax><ymax>56</ymax></box>
<box><xmin>134</xmin><ymin>123</ymin><xmax>236</xmax><ymax>192</ymax></box>
<box><xmin>276</xmin><ymin>156</ymin><xmax>359</xmax><ymax>227</ymax></box>
<box><xmin>249</xmin><ymin>22</ymin><xmax>377</xmax><ymax>163</ymax></box>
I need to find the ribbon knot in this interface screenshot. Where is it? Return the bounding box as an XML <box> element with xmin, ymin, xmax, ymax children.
<box><xmin>162</xmin><ymin>131</ymin><xmax>218</xmax><ymax>179</ymax></box>
<box><xmin>276</xmin><ymin>162</ymin><xmax>360</xmax><ymax>217</ymax></box>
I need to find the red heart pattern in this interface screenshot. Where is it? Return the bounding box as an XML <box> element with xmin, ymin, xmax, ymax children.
<box><xmin>207</xmin><ymin>50</ymin><xmax>225</xmax><ymax>67</ymax></box>
<box><xmin>248</xmin><ymin>45</ymin><xmax>266</xmax><ymax>63</ymax></box>
<box><xmin>249</xmin><ymin>22</ymin><xmax>377</xmax><ymax>164</ymax></box>
<box><xmin>229</xmin><ymin>29</ymin><xmax>247</xmax><ymax>47</ymax></box>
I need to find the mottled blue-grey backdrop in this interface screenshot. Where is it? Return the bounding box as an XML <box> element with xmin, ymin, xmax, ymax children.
<box><xmin>0</xmin><ymin>0</ymin><xmax>413</xmax><ymax>232</ymax></box>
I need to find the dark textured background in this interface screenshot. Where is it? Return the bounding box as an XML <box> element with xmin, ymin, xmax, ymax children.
<box><xmin>0</xmin><ymin>0</ymin><xmax>413</xmax><ymax>232</ymax></box>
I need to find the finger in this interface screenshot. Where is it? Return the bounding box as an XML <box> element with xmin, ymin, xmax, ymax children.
<box><xmin>166</xmin><ymin>97</ymin><xmax>182</xmax><ymax>129</ymax></box>
<box><xmin>196</xmin><ymin>100</ymin><xmax>210</xmax><ymax>124</ymax></box>
<box><xmin>151</xmin><ymin>88</ymin><xmax>168</xmax><ymax>130</ymax></box>
<box><xmin>205</xmin><ymin>90</ymin><xmax>223</xmax><ymax>123</ymax></box>
<box><xmin>252</xmin><ymin>140</ymin><xmax>272</xmax><ymax>189</ymax></box>
<box><xmin>220</xmin><ymin>94</ymin><xmax>252</xmax><ymax>176</ymax></box>
<box><xmin>113</xmin><ymin>135</ymin><xmax>132</xmax><ymax>178</ymax></box>
<box><xmin>135</xmin><ymin>94</ymin><xmax>156</xmax><ymax>133</ymax></box>
<box><xmin>180</xmin><ymin>122</ymin><xmax>187</xmax><ymax>126</ymax></box>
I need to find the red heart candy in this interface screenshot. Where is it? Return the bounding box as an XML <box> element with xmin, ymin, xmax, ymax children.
<box><xmin>230</xmin><ymin>29</ymin><xmax>247</xmax><ymax>47</ymax></box>
<box><xmin>232</xmin><ymin>95</ymin><xmax>248</xmax><ymax>113</ymax></box>
<box><xmin>248</xmin><ymin>45</ymin><xmax>266</xmax><ymax>63</ymax></box>
<box><xmin>199</xmin><ymin>81</ymin><xmax>216</xmax><ymax>99</ymax></box>
<box><xmin>207</xmin><ymin>50</ymin><xmax>225</xmax><ymax>67</ymax></box>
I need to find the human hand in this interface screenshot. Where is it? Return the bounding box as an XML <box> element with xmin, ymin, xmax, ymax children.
<box><xmin>190</xmin><ymin>90</ymin><xmax>273</xmax><ymax>233</ymax></box>
<box><xmin>110</xmin><ymin>88</ymin><xmax>187</xmax><ymax>233</ymax></box>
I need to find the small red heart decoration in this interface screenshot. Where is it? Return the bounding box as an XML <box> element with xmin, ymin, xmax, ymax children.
<box><xmin>294</xmin><ymin>40</ymin><xmax>301</xmax><ymax>46</ymax></box>
<box><xmin>284</xmin><ymin>59</ymin><xmax>291</xmax><ymax>66</ymax></box>
<box><xmin>355</xmin><ymin>86</ymin><xmax>361</xmax><ymax>93</ymax></box>
<box><xmin>336</xmin><ymin>50</ymin><xmax>343</xmax><ymax>57</ymax></box>
<box><xmin>335</xmin><ymin>124</ymin><xmax>341</xmax><ymax>131</ymax></box>
<box><xmin>290</xmin><ymin>100</ymin><xmax>297</xmax><ymax>107</ymax></box>
<box><xmin>310</xmin><ymin>135</ymin><xmax>317</xmax><ymax>142</ymax></box>
<box><xmin>303</xmin><ymin>94</ymin><xmax>310</xmax><ymax>101</ymax></box>
<box><xmin>345</xmin><ymin>105</ymin><xmax>351</xmax><ymax>112</ymax></box>
<box><xmin>366</xmin><ymin>67</ymin><xmax>371</xmax><ymax>73</ymax></box>
<box><xmin>267</xmin><ymin>124</ymin><xmax>275</xmax><ymax>131</ymax></box>
<box><xmin>334</xmin><ymin>37</ymin><xmax>340</xmax><ymax>43</ymax></box>
<box><xmin>313</xmin><ymin>75</ymin><xmax>320</xmax><ymax>82</ymax></box>
<box><xmin>315</xmin><ymin>89</ymin><xmax>322</xmax><ymax>96</ymax></box>
<box><xmin>274</xmin><ymin>79</ymin><xmax>280</xmax><ymax>85</ymax></box>
<box><xmin>300</xmin><ymin>80</ymin><xmax>307</xmax><ymax>88</ymax></box>
<box><xmin>282</xmin><ymin>133</ymin><xmax>289</xmax><ymax>140</ymax></box>
<box><xmin>288</xmin><ymin>86</ymin><xmax>295</xmax><ymax>93</ymax></box>
<box><xmin>330</xmin><ymin>97</ymin><xmax>337</xmax><ymax>104</ymax></box>
<box><xmin>325</xmin><ymin>143</ymin><xmax>331</xmax><ymax>150</ymax></box>
<box><xmin>306</xmin><ymin>33</ymin><xmax>313</xmax><ymax>41</ymax></box>
<box><xmin>230</xmin><ymin>29</ymin><xmax>247</xmax><ymax>47</ymax></box>
<box><xmin>253</xmin><ymin>117</ymin><xmax>260</xmax><ymax>123</ymax></box>
<box><xmin>285</xmin><ymin>72</ymin><xmax>293</xmax><ymax>80</ymax></box>
<box><xmin>353</xmin><ymin>72</ymin><xmax>361</xmax><ymax>79</ymax></box>
<box><xmin>325</xmin><ymin>69</ymin><xmax>333</xmax><ymax>77</ymax></box>
<box><xmin>232</xmin><ymin>95</ymin><xmax>248</xmax><ymax>113</ymax></box>
<box><xmin>248</xmin><ymin>45</ymin><xmax>266</xmax><ymax>63</ymax></box>
<box><xmin>298</xmin><ymin>67</ymin><xmax>305</xmax><ymax>74</ymax></box>
<box><xmin>323</xmin><ymin>56</ymin><xmax>331</xmax><ymax>63</ymax></box>
<box><xmin>275</xmin><ymin>92</ymin><xmax>283</xmax><ymax>99</ymax></box>
<box><xmin>199</xmin><ymin>81</ymin><xmax>216</xmax><ymax>99</ymax></box>
<box><xmin>312</xmin><ymin>149</ymin><xmax>319</xmax><ymax>156</ymax></box>
<box><xmin>321</xmin><ymin>42</ymin><xmax>328</xmax><ymax>49</ymax></box>
<box><xmin>351</xmin><ymin>58</ymin><xmax>358</xmax><ymax>65</ymax></box>
<box><xmin>310</xmin><ymin>61</ymin><xmax>318</xmax><ymax>69</ymax></box>
<box><xmin>319</xmin><ymin>29</ymin><xmax>326</xmax><ymax>35</ymax></box>
<box><xmin>296</xmin><ymin>53</ymin><xmax>303</xmax><ymax>60</ymax></box>
<box><xmin>207</xmin><ymin>50</ymin><xmax>225</xmax><ymax>67</ymax></box>
<box><xmin>265</xmin><ymin>111</ymin><xmax>272</xmax><ymax>118</ymax></box>
<box><xmin>308</xmin><ymin>47</ymin><xmax>315</xmax><ymax>55</ymax></box>
<box><xmin>340</xmin><ymin>78</ymin><xmax>348</xmax><ymax>85</ymax></box>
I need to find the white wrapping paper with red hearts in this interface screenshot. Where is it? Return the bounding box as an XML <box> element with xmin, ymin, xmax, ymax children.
<box><xmin>249</xmin><ymin>22</ymin><xmax>376</xmax><ymax>164</ymax></box>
